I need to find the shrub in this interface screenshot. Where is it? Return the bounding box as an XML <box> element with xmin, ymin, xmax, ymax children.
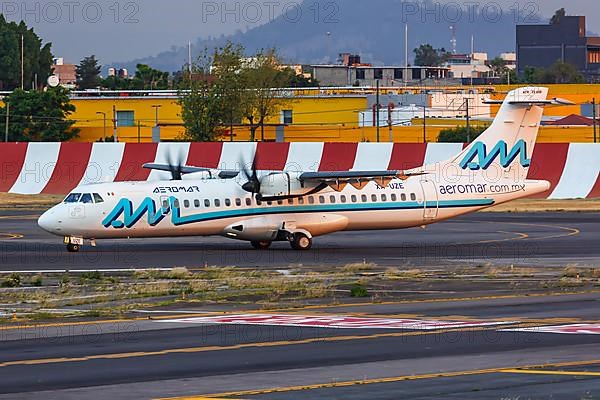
<box><xmin>350</xmin><ymin>284</ymin><xmax>369</xmax><ymax>297</ymax></box>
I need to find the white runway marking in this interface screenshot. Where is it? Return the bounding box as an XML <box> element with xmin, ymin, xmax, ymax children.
<box><xmin>501</xmin><ymin>323</ymin><xmax>600</xmax><ymax>335</ymax></box>
<box><xmin>159</xmin><ymin>313</ymin><xmax>518</xmax><ymax>330</ymax></box>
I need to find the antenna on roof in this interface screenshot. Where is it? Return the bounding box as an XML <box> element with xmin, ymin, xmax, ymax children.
<box><xmin>450</xmin><ymin>25</ymin><xmax>457</xmax><ymax>55</ymax></box>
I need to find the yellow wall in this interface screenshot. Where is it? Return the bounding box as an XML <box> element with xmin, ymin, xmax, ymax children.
<box><xmin>5</xmin><ymin>83</ymin><xmax>599</xmax><ymax>143</ymax></box>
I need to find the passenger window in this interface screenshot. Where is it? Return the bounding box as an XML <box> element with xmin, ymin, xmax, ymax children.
<box><xmin>340</xmin><ymin>195</ymin><xmax>347</xmax><ymax>203</ymax></box>
<box><xmin>277</xmin><ymin>200</ymin><xmax>283</xmax><ymax>205</ymax></box>
<box><xmin>298</xmin><ymin>197</ymin><xmax>305</xmax><ymax>205</ymax></box>
<box><xmin>245</xmin><ymin>198</ymin><xmax>252</xmax><ymax>206</ymax></box>
<box><xmin>80</xmin><ymin>193</ymin><xmax>93</xmax><ymax>204</ymax></box>
<box><xmin>410</xmin><ymin>193</ymin><xmax>417</xmax><ymax>201</ymax></box>
<box><xmin>308</xmin><ymin>196</ymin><xmax>315</xmax><ymax>204</ymax></box>
<box><xmin>319</xmin><ymin>196</ymin><xmax>325</xmax><ymax>204</ymax></box>
<box><xmin>235</xmin><ymin>198</ymin><xmax>242</xmax><ymax>206</ymax></box>
<box><xmin>267</xmin><ymin>201</ymin><xmax>273</xmax><ymax>206</ymax></box>
<box><xmin>329</xmin><ymin>195</ymin><xmax>336</xmax><ymax>203</ymax></box>
<box><xmin>361</xmin><ymin>194</ymin><xmax>367</xmax><ymax>202</ymax></box>
<box><xmin>351</xmin><ymin>195</ymin><xmax>357</xmax><ymax>203</ymax></box>
<box><xmin>204</xmin><ymin>199</ymin><xmax>210</xmax><ymax>207</ymax></box>
<box><xmin>173</xmin><ymin>199</ymin><xmax>180</xmax><ymax>209</ymax></box>
<box><xmin>93</xmin><ymin>193</ymin><xmax>104</xmax><ymax>203</ymax></box>
<box><xmin>288</xmin><ymin>198</ymin><xmax>294</xmax><ymax>205</ymax></box>
<box><xmin>391</xmin><ymin>194</ymin><xmax>397</xmax><ymax>202</ymax></box>
<box><xmin>401</xmin><ymin>193</ymin><xmax>407</xmax><ymax>201</ymax></box>
<box><xmin>184</xmin><ymin>200</ymin><xmax>190</xmax><ymax>208</ymax></box>
<box><xmin>256</xmin><ymin>199</ymin><xmax>262</xmax><ymax>206</ymax></box>
<box><xmin>225</xmin><ymin>198</ymin><xmax>231</xmax><ymax>207</ymax></box>
<box><xmin>194</xmin><ymin>199</ymin><xmax>200</xmax><ymax>208</ymax></box>
<box><xmin>162</xmin><ymin>200</ymin><xmax>169</xmax><ymax>209</ymax></box>
<box><xmin>214</xmin><ymin>199</ymin><xmax>221</xmax><ymax>207</ymax></box>
<box><xmin>371</xmin><ymin>194</ymin><xmax>377</xmax><ymax>202</ymax></box>
<box><xmin>381</xmin><ymin>194</ymin><xmax>387</xmax><ymax>202</ymax></box>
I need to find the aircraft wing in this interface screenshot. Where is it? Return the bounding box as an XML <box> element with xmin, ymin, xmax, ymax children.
<box><xmin>143</xmin><ymin>163</ymin><xmax>240</xmax><ymax>179</ymax></box>
<box><xmin>299</xmin><ymin>170</ymin><xmax>426</xmax><ymax>191</ymax></box>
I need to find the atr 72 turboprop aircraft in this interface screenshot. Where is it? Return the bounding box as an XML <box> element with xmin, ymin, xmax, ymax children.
<box><xmin>38</xmin><ymin>87</ymin><xmax>571</xmax><ymax>252</ymax></box>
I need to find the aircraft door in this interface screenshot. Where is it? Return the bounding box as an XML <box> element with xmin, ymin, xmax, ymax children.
<box><xmin>420</xmin><ymin>180</ymin><xmax>439</xmax><ymax>220</ymax></box>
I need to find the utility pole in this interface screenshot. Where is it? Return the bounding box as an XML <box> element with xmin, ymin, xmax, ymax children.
<box><xmin>465</xmin><ymin>98</ymin><xmax>471</xmax><ymax>143</ymax></box>
<box><xmin>593</xmin><ymin>98</ymin><xmax>597</xmax><ymax>143</ymax></box>
<box><xmin>21</xmin><ymin>34</ymin><xmax>24</xmax><ymax>90</ymax></box>
<box><xmin>4</xmin><ymin>102</ymin><xmax>9</xmax><ymax>142</ymax></box>
<box><xmin>387</xmin><ymin>105</ymin><xmax>393</xmax><ymax>142</ymax></box>
<box><xmin>423</xmin><ymin>104</ymin><xmax>427</xmax><ymax>143</ymax></box>
<box><xmin>96</xmin><ymin>112</ymin><xmax>106</xmax><ymax>142</ymax></box>
<box><xmin>152</xmin><ymin>105</ymin><xmax>161</xmax><ymax>126</ymax></box>
<box><xmin>112</xmin><ymin>105</ymin><xmax>118</xmax><ymax>142</ymax></box>
<box><xmin>376</xmin><ymin>79</ymin><xmax>380</xmax><ymax>142</ymax></box>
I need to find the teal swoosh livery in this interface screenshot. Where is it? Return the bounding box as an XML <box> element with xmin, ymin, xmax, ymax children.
<box><xmin>103</xmin><ymin>197</ymin><xmax>495</xmax><ymax>229</ymax></box>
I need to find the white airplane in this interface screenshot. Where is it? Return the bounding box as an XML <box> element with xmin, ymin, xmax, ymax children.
<box><xmin>38</xmin><ymin>87</ymin><xmax>570</xmax><ymax>252</ymax></box>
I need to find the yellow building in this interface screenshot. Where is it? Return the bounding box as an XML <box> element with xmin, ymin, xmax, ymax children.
<box><xmin>13</xmin><ymin>84</ymin><xmax>600</xmax><ymax>143</ymax></box>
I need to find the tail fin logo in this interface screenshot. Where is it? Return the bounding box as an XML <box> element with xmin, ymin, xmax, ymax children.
<box><xmin>459</xmin><ymin>139</ymin><xmax>531</xmax><ymax>170</ymax></box>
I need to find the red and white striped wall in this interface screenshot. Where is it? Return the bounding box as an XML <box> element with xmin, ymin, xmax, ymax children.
<box><xmin>0</xmin><ymin>142</ymin><xmax>598</xmax><ymax>199</ymax></box>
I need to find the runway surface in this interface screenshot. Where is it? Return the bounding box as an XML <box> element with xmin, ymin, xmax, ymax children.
<box><xmin>1</xmin><ymin>292</ymin><xmax>599</xmax><ymax>399</ymax></box>
<box><xmin>0</xmin><ymin>210</ymin><xmax>598</xmax><ymax>270</ymax></box>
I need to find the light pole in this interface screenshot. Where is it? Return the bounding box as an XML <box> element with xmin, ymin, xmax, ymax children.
<box><xmin>152</xmin><ymin>105</ymin><xmax>161</xmax><ymax>126</ymax></box>
<box><xmin>4</xmin><ymin>102</ymin><xmax>9</xmax><ymax>142</ymax></box>
<box><xmin>96</xmin><ymin>112</ymin><xmax>107</xmax><ymax>142</ymax></box>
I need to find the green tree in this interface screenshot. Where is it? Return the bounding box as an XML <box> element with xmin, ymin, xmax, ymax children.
<box><xmin>76</xmin><ymin>55</ymin><xmax>101</xmax><ymax>89</ymax></box>
<box><xmin>178</xmin><ymin>49</ymin><xmax>225</xmax><ymax>141</ymax></box>
<box><xmin>414</xmin><ymin>44</ymin><xmax>450</xmax><ymax>67</ymax></box>
<box><xmin>522</xmin><ymin>61</ymin><xmax>584</xmax><ymax>84</ymax></box>
<box><xmin>242</xmin><ymin>48</ymin><xmax>291</xmax><ymax>141</ymax></box>
<box><xmin>489</xmin><ymin>57</ymin><xmax>508</xmax><ymax>77</ymax></box>
<box><xmin>0</xmin><ymin>87</ymin><xmax>79</xmax><ymax>141</ymax></box>
<box><xmin>438</xmin><ymin>125</ymin><xmax>487</xmax><ymax>143</ymax></box>
<box><xmin>550</xmin><ymin>8</ymin><xmax>566</xmax><ymax>25</ymax></box>
<box><xmin>0</xmin><ymin>16</ymin><xmax>53</xmax><ymax>90</ymax></box>
<box><xmin>131</xmin><ymin>64</ymin><xmax>170</xmax><ymax>90</ymax></box>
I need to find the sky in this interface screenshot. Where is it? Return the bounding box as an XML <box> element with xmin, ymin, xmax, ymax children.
<box><xmin>4</xmin><ymin>0</ymin><xmax>599</xmax><ymax>65</ymax></box>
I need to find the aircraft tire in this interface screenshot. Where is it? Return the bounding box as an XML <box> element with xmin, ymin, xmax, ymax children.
<box><xmin>290</xmin><ymin>233</ymin><xmax>312</xmax><ymax>250</ymax></box>
<box><xmin>251</xmin><ymin>240</ymin><xmax>272</xmax><ymax>250</ymax></box>
<box><xmin>67</xmin><ymin>244</ymin><xmax>80</xmax><ymax>253</ymax></box>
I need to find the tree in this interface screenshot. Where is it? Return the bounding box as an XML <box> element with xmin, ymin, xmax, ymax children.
<box><xmin>0</xmin><ymin>16</ymin><xmax>53</xmax><ymax>90</ymax></box>
<box><xmin>0</xmin><ymin>87</ymin><xmax>79</xmax><ymax>141</ymax></box>
<box><xmin>178</xmin><ymin>49</ymin><xmax>226</xmax><ymax>141</ymax></box>
<box><xmin>131</xmin><ymin>64</ymin><xmax>170</xmax><ymax>90</ymax></box>
<box><xmin>522</xmin><ymin>61</ymin><xmax>584</xmax><ymax>84</ymax></box>
<box><xmin>489</xmin><ymin>57</ymin><xmax>508</xmax><ymax>77</ymax></box>
<box><xmin>242</xmin><ymin>48</ymin><xmax>291</xmax><ymax>141</ymax></box>
<box><xmin>414</xmin><ymin>44</ymin><xmax>450</xmax><ymax>67</ymax></box>
<box><xmin>438</xmin><ymin>125</ymin><xmax>487</xmax><ymax>143</ymax></box>
<box><xmin>550</xmin><ymin>8</ymin><xmax>566</xmax><ymax>25</ymax></box>
<box><xmin>76</xmin><ymin>55</ymin><xmax>101</xmax><ymax>89</ymax></box>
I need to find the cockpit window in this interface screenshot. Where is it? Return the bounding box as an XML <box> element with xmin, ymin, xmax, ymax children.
<box><xmin>80</xmin><ymin>193</ymin><xmax>93</xmax><ymax>204</ymax></box>
<box><xmin>93</xmin><ymin>193</ymin><xmax>104</xmax><ymax>203</ymax></box>
<box><xmin>64</xmin><ymin>193</ymin><xmax>82</xmax><ymax>203</ymax></box>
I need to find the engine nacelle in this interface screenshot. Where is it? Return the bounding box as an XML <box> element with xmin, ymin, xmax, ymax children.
<box><xmin>259</xmin><ymin>172</ymin><xmax>317</xmax><ymax>198</ymax></box>
<box><xmin>222</xmin><ymin>217</ymin><xmax>282</xmax><ymax>241</ymax></box>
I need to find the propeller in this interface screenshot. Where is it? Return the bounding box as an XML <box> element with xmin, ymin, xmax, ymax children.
<box><xmin>165</xmin><ymin>151</ymin><xmax>184</xmax><ymax>181</ymax></box>
<box><xmin>240</xmin><ymin>154</ymin><xmax>261</xmax><ymax>196</ymax></box>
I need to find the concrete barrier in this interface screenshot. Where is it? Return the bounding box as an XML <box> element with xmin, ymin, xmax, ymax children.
<box><xmin>1</xmin><ymin>142</ymin><xmax>598</xmax><ymax>199</ymax></box>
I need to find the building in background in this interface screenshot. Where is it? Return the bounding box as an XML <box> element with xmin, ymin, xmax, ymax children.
<box><xmin>52</xmin><ymin>58</ymin><xmax>77</xmax><ymax>88</ymax></box>
<box><xmin>517</xmin><ymin>16</ymin><xmax>600</xmax><ymax>81</ymax></box>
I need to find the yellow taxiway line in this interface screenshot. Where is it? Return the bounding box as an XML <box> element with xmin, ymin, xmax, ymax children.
<box><xmin>0</xmin><ymin>325</ymin><xmax>501</xmax><ymax>369</ymax></box>
<box><xmin>503</xmin><ymin>368</ymin><xmax>600</xmax><ymax>377</ymax></box>
<box><xmin>161</xmin><ymin>359</ymin><xmax>600</xmax><ymax>399</ymax></box>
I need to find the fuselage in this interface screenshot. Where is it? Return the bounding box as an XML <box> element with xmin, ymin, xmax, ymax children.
<box><xmin>38</xmin><ymin>174</ymin><xmax>549</xmax><ymax>241</ymax></box>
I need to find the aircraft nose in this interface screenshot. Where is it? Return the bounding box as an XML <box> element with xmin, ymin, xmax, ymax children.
<box><xmin>38</xmin><ymin>208</ymin><xmax>60</xmax><ymax>235</ymax></box>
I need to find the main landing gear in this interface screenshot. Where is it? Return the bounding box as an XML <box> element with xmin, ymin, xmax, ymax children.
<box><xmin>290</xmin><ymin>232</ymin><xmax>312</xmax><ymax>250</ymax></box>
<box><xmin>249</xmin><ymin>232</ymin><xmax>313</xmax><ymax>251</ymax></box>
